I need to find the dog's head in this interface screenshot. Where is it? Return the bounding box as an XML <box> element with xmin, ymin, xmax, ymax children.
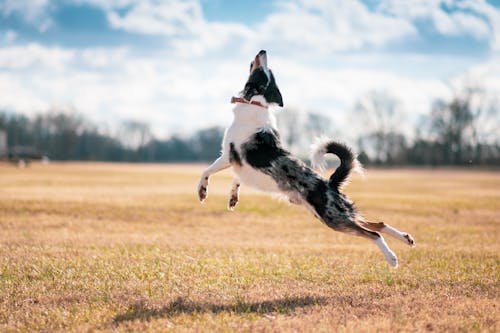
<box><xmin>242</xmin><ymin>50</ymin><xmax>283</xmax><ymax>107</ymax></box>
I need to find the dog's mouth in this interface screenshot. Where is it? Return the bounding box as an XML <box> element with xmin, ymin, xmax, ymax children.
<box><xmin>250</xmin><ymin>50</ymin><xmax>268</xmax><ymax>74</ymax></box>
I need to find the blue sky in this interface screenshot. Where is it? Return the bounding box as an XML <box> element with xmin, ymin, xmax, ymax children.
<box><xmin>0</xmin><ymin>0</ymin><xmax>499</xmax><ymax>140</ymax></box>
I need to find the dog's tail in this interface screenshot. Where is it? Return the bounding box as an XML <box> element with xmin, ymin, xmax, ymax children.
<box><xmin>310</xmin><ymin>137</ymin><xmax>364</xmax><ymax>189</ymax></box>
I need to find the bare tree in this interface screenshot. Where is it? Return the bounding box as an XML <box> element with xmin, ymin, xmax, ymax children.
<box><xmin>305</xmin><ymin>112</ymin><xmax>332</xmax><ymax>137</ymax></box>
<box><xmin>276</xmin><ymin>107</ymin><xmax>302</xmax><ymax>151</ymax></box>
<box><xmin>429</xmin><ymin>85</ymin><xmax>500</xmax><ymax>165</ymax></box>
<box><xmin>118</xmin><ymin>120</ymin><xmax>152</xmax><ymax>149</ymax></box>
<box><xmin>32</xmin><ymin>109</ymin><xmax>86</xmax><ymax>159</ymax></box>
<box><xmin>354</xmin><ymin>90</ymin><xmax>406</xmax><ymax>164</ymax></box>
<box><xmin>464</xmin><ymin>86</ymin><xmax>500</xmax><ymax>162</ymax></box>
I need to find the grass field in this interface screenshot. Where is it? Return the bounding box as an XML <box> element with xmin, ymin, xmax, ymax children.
<box><xmin>0</xmin><ymin>162</ymin><xmax>498</xmax><ymax>332</ymax></box>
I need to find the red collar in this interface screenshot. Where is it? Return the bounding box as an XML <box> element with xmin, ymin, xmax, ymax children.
<box><xmin>231</xmin><ymin>96</ymin><xmax>268</xmax><ymax>109</ymax></box>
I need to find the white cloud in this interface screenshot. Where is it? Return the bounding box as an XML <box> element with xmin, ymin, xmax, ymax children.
<box><xmin>457</xmin><ymin>0</ymin><xmax>500</xmax><ymax>50</ymax></box>
<box><xmin>378</xmin><ymin>0</ymin><xmax>499</xmax><ymax>46</ymax></box>
<box><xmin>254</xmin><ymin>0</ymin><xmax>417</xmax><ymax>53</ymax></box>
<box><xmin>94</xmin><ymin>0</ymin><xmax>492</xmax><ymax>60</ymax></box>
<box><xmin>0</xmin><ymin>73</ymin><xmax>49</xmax><ymax>112</ymax></box>
<box><xmin>82</xmin><ymin>0</ymin><xmax>417</xmax><ymax>56</ymax></box>
<box><xmin>69</xmin><ymin>0</ymin><xmax>137</xmax><ymax>9</ymax></box>
<box><xmin>100</xmin><ymin>0</ymin><xmax>253</xmax><ymax>56</ymax></box>
<box><xmin>0</xmin><ymin>0</ymin><xmax>53</xmax><ymax>32</ymax></box>
<box><xmin>0</xmin><ymin>43</ymin><xmax>75</xmax><ymax>70</ymax></box>
<box><xmin>106</xmin><ymin>0</ymin><xmax>203</xmax><ymax>36</ymax></box>
<box><xmin>80</xmin><ymin>47</ymin><xmax>130</xmax><ymax>68</ymax></box>
<box><xmin>171</xmin><ymin>21</ymin><xmax>253</xmax><ymax>57</ymax></box>
<box><xmin>452</xmin><ymin>56</ymin><xmax>500</xmax><ymax>94</ymax></box>
<box><xmin>447</xmin><ymin>12</ymin><xmax>490</xmax><ymax>39</ymax></box>
<box><xmin>102</xmin><ymin>0</ymin><xmax>417</xmax><ymax>55</ymax></box>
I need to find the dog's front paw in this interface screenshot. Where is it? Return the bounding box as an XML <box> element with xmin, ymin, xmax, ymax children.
<box><xmin>198</xmin><ymin>177</ymin><xmax>208</xmax><ymax>202</ymax></box>
<box><xmin>198</xmin><ymin>185</ymin><xmax>207</xmax><ymax>202</ymax></box>
<box><xmin>228</xmin><ymin>194</ymin><xmax>238</xmax><ymax>211</ymax></box>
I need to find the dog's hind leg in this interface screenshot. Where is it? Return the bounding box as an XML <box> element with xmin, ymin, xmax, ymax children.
<box><xmin>357</xmin><ymin>220</ymin><xmax>415</xmax><ymax>247</ymax></box>
<box><xmin>328</xmin><ymin>222</ymin><xmax>398</xmax><ymax>267</ymax></box>
<box><xmin>374</xmin><ymin>234</ymin><xmax>399</xmax><ymax>268</ymax></box>
<box><xmin>228</xmin><ymin>177</ymin><xmax>240</xmax><ymax>211</ymax></box>
<box><xmin>198</xmin><ymin>155</ymin><xmax>231</xmax><ymax>202</ymax></box>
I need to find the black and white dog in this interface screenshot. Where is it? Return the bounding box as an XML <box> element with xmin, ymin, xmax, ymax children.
<box><xmin>198</xmin><ymin>50</ymin><xmax>414</xmax><ymax>267</ymax></box>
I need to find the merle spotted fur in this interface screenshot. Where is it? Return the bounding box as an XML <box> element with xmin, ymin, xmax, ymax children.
<box><xmin>240</xmin><ymin>130</ymin><xmax>365</xmax><ymax>234</ymax></box>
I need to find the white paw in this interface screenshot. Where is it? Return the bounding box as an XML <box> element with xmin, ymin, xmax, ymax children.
<box><xmin>384</xmin><ymin>250</ymin><xmax>398</xmax><ymax>268</ymax></box>
<box><xmin>228</xmin><ymin>194</ymin><xmax>238</xmax><ymax>210</ymax></box>
<box><xmin>375</xmin><ymin>237</ymin><xmax>398</xmax><ymax>268</ymax></box>
<box><xmin>404</xmin><ymin>233</ymin><xmax>415</xmax><ymax>247</ymax></box>
<box><xmin>198</xmin><ymin>177</ymin><xmax>208</xmax><ymax>202</ymax></box>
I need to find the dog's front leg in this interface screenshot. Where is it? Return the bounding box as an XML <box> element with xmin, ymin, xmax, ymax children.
<box><xmin>228</xmin><ymin>178</ymin><xmax>240</xmax><ymax>211</ymax></box>
<box><xmin>198</xmin><ymin>155</ymin><xmax>231</xmax><ymax>202</ymax></box>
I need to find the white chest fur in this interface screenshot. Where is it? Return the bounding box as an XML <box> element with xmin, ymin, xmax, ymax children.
<box><xmin>223</xmin><ymin>96</ymin><xmax>276</xmax><ymax>149</ymax></box>
<box><xmin>223</xmin><ymin>97</ymin><xmax>281</xmax><ymax>193</ymax></box>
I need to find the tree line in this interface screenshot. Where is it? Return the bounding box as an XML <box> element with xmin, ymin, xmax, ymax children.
<box><xmin>0</xmin><ymin>111</ymin><xmax>224</xmax><ymax>163</ymax></box>
<box><xmin>278</xmin><ymin>87</ymin><xmax>499</xmax><ymax>166</ymax></box>
<box><xmin>1</xmin><ymin>87</ymin><xmax>498</xmax><ymax>166</ymax></box>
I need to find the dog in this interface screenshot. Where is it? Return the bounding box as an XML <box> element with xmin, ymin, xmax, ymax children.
<box><xmin>197</xmin><ymin>50</ymin><xmax>414</xmax><ymax>267</ymax></box>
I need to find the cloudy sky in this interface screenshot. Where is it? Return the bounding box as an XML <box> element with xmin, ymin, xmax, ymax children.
<box><xmin>0</xmin><ymin>0</ymin><xmax>499</xmax><ymax>138</ymax></box>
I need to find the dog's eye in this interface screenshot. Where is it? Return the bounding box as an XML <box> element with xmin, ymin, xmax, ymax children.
<box><xmin>249</xmin><ymin>61</ymin><xmax>254</xmax><ymax>72</ymax></box>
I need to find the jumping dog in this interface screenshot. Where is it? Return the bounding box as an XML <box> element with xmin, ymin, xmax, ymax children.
<box><xmin>197</xmin><ymin>50</ymin><xmax>414</xmax><ymax>267</ymax></box>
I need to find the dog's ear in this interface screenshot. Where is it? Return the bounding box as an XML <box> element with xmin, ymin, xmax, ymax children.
<box><xmin>264</xmin><ymin>71</ymin><xmax>283</xmax><ymax>107</ymax></box>
<box><xmin>243</xmin><ymin>69</ymin><xmax>267</xmax><ymax>101</ymax></box>
<box><xmin>266</xmin><ymin>87</ymin><xmax>283</xmax><ymax>107</ymax></box>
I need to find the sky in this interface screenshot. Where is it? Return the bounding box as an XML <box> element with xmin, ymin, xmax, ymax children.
<box><xmin>0</xmin><ymin>0</ymin><xmax>499</xmax><ymax>139</ymax></box>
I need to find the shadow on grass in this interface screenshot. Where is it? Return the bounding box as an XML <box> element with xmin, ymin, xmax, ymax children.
<box><xmin>113</xmin><ymin>296</ymin><xmax>327</xmax><ymax>323</ymax></box>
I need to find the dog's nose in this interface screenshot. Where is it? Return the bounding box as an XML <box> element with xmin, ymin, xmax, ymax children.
<box><xmin>259</xmin><ymin>50</ymin><xmax>266</xmax><ymax>55</ymax></box>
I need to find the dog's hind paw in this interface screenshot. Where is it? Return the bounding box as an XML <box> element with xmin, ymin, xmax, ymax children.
<box><xmin>404</xmin><ymin>233</ymin><xmax>415</xmax><ymax>247</ymax></box>
<box><xmin>375</xmin><ymin>237</ymin><xmax>398</xmax><ymax>268</ymax></box>
<box><xmin>385</xmin><ymin>251</ymin><xmax>398</xmax><ymax>268</ymax></box>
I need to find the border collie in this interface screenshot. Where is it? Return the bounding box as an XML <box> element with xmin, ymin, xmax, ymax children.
<box><xmin>197</xmin><ymin>50</ymin><xmax>414</xmax><ymax>267</ymax></box>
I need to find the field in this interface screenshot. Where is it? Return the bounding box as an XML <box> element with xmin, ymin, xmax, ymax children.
<box><xmin>0</xmin><ymin>162</ymin><xmax>498</xmax><ymax>332</ymax></box>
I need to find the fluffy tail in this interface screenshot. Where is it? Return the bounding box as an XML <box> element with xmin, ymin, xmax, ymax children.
<box><xmin>310</xmin><ymin>137</ymin><xmax>363</xmax><ymax>189</ymax></box>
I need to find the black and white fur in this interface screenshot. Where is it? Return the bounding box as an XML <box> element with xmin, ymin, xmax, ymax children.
<box><xmin>198</xmin><ymin>50</ymin><xmax>414</xmax><ymax>267</ymax></box>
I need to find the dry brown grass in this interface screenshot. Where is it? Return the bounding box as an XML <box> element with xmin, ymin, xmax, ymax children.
<box><xmin>0</xmin><ymin>162</ymin><xmax>498</xmax><ymax>332</ymax></box>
